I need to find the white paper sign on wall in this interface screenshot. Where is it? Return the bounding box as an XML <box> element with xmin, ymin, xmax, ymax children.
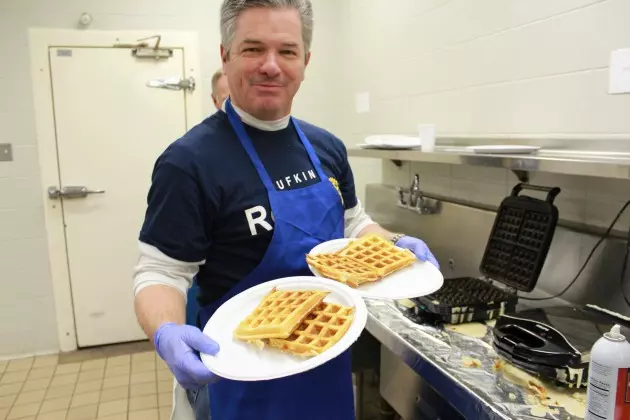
<box><xmin>609</xmin><ymin>48</ymin><xmax>630</xmax><ymax>94</ymax></box>
<box><xmin>355</xmin><ymin>92</ymin><xmax>370</xmax><ymax>113</ymax></box>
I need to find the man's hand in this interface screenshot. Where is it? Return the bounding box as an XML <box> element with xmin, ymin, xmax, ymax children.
<box><xmin>154</xmin><ymin>323</ymin><xmax>220</xmax><ymax>390</ymax></box>
<box><xmin>395</xmin><ymin>236</ymin><xmax>440</xmax><ymax>270</ymax></box>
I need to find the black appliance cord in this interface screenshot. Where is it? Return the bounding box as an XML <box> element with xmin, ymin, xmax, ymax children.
<box><xmin>519</xmin><ymin>199</ymin><xmax>630</xmax><ymax>306</ymax></box>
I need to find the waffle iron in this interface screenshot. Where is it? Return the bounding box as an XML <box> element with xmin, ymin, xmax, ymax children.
<box><xmin>492</xmin><ymin>306</ymin><xmax>620</xmax><ymax>389</ymax></box>
<box><xmin>411</xmin><ymin>183</ymin><xmax>561</xmax><ymax>325</ymax></box>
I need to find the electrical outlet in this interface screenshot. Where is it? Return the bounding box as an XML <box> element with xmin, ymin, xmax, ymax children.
<box><xmin>0</xmin><ymin>144</ymin><xmax>12</xmax><ymax>162</ymax></box>
<box><xmin>609</xmin><ymin>48</ymin><xmax>630</xmax><ymax>94</ymax></box>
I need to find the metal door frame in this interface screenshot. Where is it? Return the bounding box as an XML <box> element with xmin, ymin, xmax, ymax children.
<box><xmin>29</xmin><ymin>29</ymin><xmax>203</xmax><ymax>352</ymax></box>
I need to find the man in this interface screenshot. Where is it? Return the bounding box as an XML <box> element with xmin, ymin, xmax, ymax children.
<box><xmin>133</xmin><ymin>1</ymin><xmax>439</xmax><ymax>419</ymax></box>
<box><xmin>210</xmin><ymin>68</ymin><xmax>229</xmax><ymax>110</ymax></box>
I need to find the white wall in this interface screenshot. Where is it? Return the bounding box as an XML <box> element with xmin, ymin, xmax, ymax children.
<box><xmin>0</xmin><ymin>0</ymin><xmax>342</xmax><ymax>358</ymax></box>
<box><xmin>342</xmin><ymin>0</ymin><xmax>630</xmax><ymax>231</ymax></box>
<box><xmin>3</xmin><ymin>0</ymin><xmax>630</xmax><ymax>358</ymax></box>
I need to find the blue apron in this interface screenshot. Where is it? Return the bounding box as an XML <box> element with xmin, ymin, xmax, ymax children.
<box><xmin>196</xmin><ymin>99</ymin><xmax>354</xmax><ymax>420</ymax></box>
<box><xmin>186</xmin><ymin>281</ymin><xmax>200</xmax><ymax>326</ymax></box>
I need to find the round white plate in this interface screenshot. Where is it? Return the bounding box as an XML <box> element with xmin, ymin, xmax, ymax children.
<box><xmin>363</xmin><ymin>135</ymin><xmax>422</xmax><ymax>148</ymax></box>
<box><xmin>308</xmin><ymin>238</ymin><xmax>444</xmax><ymax>300</ymax></box>
<box><xmin>200</xmin><ymin>276</ymin><xmax>367</xmax><ymax>382</ymax></box>
<box><xmin>356</xmin><ymin>143</ymin><xmax>422</xmax><ymax>150</ymax></box>
<box><xmin>464</xmin><ymin>145</ymin><xmax>540</xmax><ymax>154</ymax></box>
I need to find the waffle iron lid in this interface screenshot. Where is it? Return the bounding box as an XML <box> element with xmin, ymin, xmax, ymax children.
<box><xmin>479</xmin><ymin>183</ymin><xmax>560</xmax><ymax>292</ymax></box>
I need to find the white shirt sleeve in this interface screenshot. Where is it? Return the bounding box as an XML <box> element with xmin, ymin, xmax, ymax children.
<box><xmin>134</xmin><ymin>200</ymin><xmax>373</xmax><ymax>296</ymax></box>
<box><xmin>344</xmin><ymin>199</ymin><xmax>374</xmax><ymax>238</ymax></box>
<box><xmin>133</xmin><ymin>241</ymin><xmax>202</xmax><ymax>298</ymax></box>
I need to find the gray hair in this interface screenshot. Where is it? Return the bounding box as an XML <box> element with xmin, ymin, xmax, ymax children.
<box><xmin>220</xmin><ymin>0</ymin><xmax>314</xmax><ymax>57</ymax></box>
<box><xmin>211</xmin><ymin>68</ymin><xmax>225</xmax><ymax>96</ymax></box>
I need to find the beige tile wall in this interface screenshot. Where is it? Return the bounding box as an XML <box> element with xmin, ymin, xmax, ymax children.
<box><xmin>344</xmin><ymin>0</ymin><xmax>630</xmax><ymax>137</ymax></box>
<box><xmin>340</xmin><ymin>0</ymin><xmax>630</xmax><ymax>229</ymax></box>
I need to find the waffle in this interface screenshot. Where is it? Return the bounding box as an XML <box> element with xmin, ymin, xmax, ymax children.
<box><xmin>338</xmin><ymin>234</ymin><xmax>416</xmax><ymax>277</ymax></box>
<box><xmin>233</xmin><ymin>288</ymin><xmax>329</xmax><ymax>340</ymax></box>
<box><xmin>267</xmin><ymin>302</ymin><xmax>355</xmax><ymax>357</ymax></box>
<box><xmin>307</xmin><ymin>234</ymin><xmax>417</xmax><ymax>287</ymax></box>
<box><xmin>306</xmin><ymin>253</ymin><xmax>380</xmax><ymax>288</ymax></box>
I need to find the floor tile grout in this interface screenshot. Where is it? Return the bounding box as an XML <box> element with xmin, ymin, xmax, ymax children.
<box><xmin>0</xmin><ymin>347</ymin><xmax>167</xmax><ymax>420</ymax></box>
<box><xmin>3</xmin><ymin>348</ymin><xmax>379</xmax><ymax>420</ymax></box>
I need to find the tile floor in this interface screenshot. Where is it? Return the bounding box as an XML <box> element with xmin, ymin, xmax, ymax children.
<box><xmin>0</xmin><ymin>341</ymin><xmax>173</xmax><ymax>420</ymax></box>
<box><xmin>1</xmin><ymin>341</ymin><xmax>385</xmax><ymax>420</ymax></box>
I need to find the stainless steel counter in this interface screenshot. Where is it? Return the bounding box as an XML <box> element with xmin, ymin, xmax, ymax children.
<box><xmin>361</xmin><ymin>181</ymin><xmax>627</xmax><ymax>420</ymax></box>
<box><xmin>365</xmin><ymin>299</ymin><xmax>587</xmax><ymax>420</ymax></box>
<box><xmin>348</xmin><ymin>146</ymin><xmax>630</xmax><ymax>179</ymax></box>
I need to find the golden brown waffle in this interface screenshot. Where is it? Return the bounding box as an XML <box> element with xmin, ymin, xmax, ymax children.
<box><xmin>337</xmin><ymin>234</ymin><xmax>416</xmax><ymax>277</ymax></box>
<box><xmin>306</xmin><ymin>235</ymin><xmax>417</xmax><ymax>287</ymax></box>
<box><xmin>306</xmin><ymin>253</ymin><xmax>380</xmax><ymax>288</ymax></box>
<box><xmin>267</xmin><ymin>302</ymin><xmax>355</xmax><ymax>357</ymax></box>
<box><xmin>233</xmin><ymin>288</ymin><xmax>329</xmax><ymax>340</ymax></box>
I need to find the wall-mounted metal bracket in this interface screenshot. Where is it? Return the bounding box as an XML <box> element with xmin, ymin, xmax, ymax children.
<box><xmin>511</xmin><ymin>169</ymin><xmax>530</xmax><ymax>183</ymax></box>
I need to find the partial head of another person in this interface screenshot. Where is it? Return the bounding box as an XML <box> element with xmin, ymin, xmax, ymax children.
<box><xmin>211</xmin><ymin>69</ymin><xmax>230</xmax><ymax>110</ymax></box>
<box><xmin>219</xmin><ymin>0</ymin><xmax>313</xmax><ymax>121</ymax></box>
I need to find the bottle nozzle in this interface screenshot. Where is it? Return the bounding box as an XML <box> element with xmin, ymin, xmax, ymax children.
<box><xmin>604</xmin><ymin>324</ymin><xmax>626</xmax><ymax>342</ymax></box>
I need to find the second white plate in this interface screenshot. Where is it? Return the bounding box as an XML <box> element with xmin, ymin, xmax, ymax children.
<box><xmin>307</xmin><ymin>238</ymin><xmax>444</xmax><ymax>300</ymax></box>
<box><xmin>464</xmin><ymin>145</ymin><xmax>540</xmax><ymax>154</ymax></box>
<box><xmin>357</xmin><ymin>143</ymin><xmax>421</xmax><ymax>150</ymax></box>
<box><xmin>363</xmin><ymin>135</ymin><xmax>423</xmax><ymax>148</ymax></box>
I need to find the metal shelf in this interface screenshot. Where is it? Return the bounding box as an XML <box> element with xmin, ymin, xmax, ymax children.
<box><xmin>347</xmin><ymin>146</ymin><xmax>630</xmax><ymax>181</ymax></box>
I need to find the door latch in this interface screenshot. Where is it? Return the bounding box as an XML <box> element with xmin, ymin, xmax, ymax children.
<box><xmin>48</xmin><ymin>186</ymin><xmax>105</xmax><ymax>199</ymax></box>
<box><xmin>146</xmin><ymin>76</ymin><xmax>196</xmax><ymax>92</ymax></box>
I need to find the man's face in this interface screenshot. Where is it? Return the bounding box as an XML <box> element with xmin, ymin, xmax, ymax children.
<box><xmin>212</xmin><ymin>74</ymin><xmax>229</xmax><ymax>110</ymax></box>
<box><xmin>222</xmin><ymin>7</ymin><xmax>310</xmax><ymax>120</ymax></box>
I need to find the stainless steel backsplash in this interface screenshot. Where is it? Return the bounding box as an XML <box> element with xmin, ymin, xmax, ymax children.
<box><xmin>365</xmin><ymin>183</ymin><xmax>630</xmax><ymax>318</ymax></box>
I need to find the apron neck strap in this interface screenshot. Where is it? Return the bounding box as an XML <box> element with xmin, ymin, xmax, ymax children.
<box><xmin>290</xmin><ymin>116</ymin><xmax>328</xmax><ymax>181</ymax></box>
<box><xmin>225</xmin><ymin>99</ymin><xmax>274</xmax><ymax>190</ymax></box>
<box><xmin>225</xmin><ymin>99</ymin><xmax>329</xmax><ymax>190</ymax></box>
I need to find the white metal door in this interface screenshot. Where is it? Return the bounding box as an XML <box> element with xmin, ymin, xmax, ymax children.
<box><xmin>49</xmin><ymin>47</ymin><xmax>189</xmax><ymax>347</ymax></box>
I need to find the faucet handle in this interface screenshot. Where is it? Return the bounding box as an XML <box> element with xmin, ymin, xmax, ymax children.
<box><xmin>410</xmin><ymin>174</ymin><xmax>420</xmax><ymax>192</ymax></box>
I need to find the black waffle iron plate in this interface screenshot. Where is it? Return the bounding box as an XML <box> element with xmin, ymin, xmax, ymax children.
<box><xmin>411</xmin><ymin>183</ymin><xmax>561</xmax><ymax>324</ymax></box>
<box><xmin>492</xmin><ymin>306</ymin><xmax>617</xmax><ymax>388</ymax></box>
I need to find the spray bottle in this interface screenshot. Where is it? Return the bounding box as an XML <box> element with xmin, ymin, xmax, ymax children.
<box><xmin>585</xmin><ymin>325</ymin><xmax>630</xmax><ymax>419</ymax></box>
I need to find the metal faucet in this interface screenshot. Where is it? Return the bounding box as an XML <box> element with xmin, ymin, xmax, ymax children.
<box><xmin>409</xmin><ymin>174</ymin><xmax>421</xmax><ymax>208</ymax></box>
<box><xmin>396</xmin><ymin>173</ymin><xmax>441</xmax><ymax>215</ymax></box>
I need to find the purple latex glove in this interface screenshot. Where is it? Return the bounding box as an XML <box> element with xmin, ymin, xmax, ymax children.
<box><xmin>395</xmin><ymin>236</ymin><xmax>440</xmax><ymax>270</ymax></box>
<box><xmin>154</xmin><ymin>323</ymin><xmax>220</xmax><ymax>390</ymax></box>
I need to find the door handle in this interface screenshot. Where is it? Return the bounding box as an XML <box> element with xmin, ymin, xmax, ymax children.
<box><xmin>48</xmin><ymin>186</ymin><xmax>105</xmax><ymax>199</ymax></box>
<box><xmin>146</xmin><ymin>76</ymin><xmax>195</xmax><ymax>92</ymax></box>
